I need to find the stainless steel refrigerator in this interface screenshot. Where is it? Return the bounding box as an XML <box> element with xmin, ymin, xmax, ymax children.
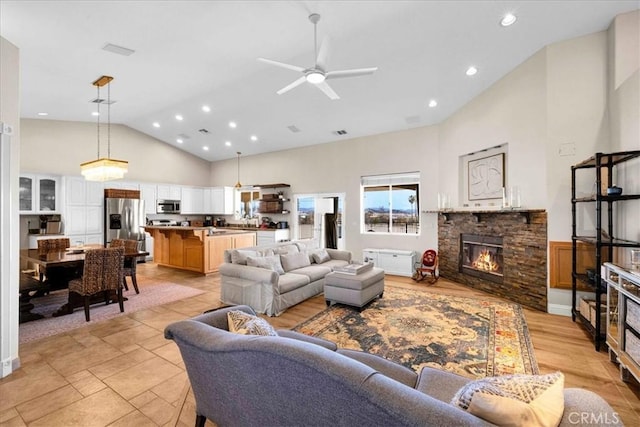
<box><xmin>104</xmin><ymin>198</ymin><xmax>145</xmax><ymax>248</ymax></box>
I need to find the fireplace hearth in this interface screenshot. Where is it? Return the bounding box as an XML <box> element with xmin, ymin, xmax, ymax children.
<box><xmin>460</xmin><ymin>234</ymin><xmax>504</xmax><ymax>283</ymax></box>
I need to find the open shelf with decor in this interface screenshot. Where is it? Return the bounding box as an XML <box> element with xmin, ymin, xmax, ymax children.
<box><xmin>571</xmin><ymin>150</ymin><xmax>640</xmax><ymax>351</ymax></box>
<box><xmin>254</xmin><ymin>184</ymin><xmax>291</xmax><ymax>214</ymax></box>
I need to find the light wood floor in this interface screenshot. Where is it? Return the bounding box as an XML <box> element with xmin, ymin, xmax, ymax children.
<box><xmin>1</xmin><ymin>263</ymin><xmax>639</xmax><ymax>426</ymax></box>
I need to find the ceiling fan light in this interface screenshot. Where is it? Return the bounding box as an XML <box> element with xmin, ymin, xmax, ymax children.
<box><xmin>306</xmin><ymin>72</ymin><xmax>325</xmax><ymax>84</ymax></box>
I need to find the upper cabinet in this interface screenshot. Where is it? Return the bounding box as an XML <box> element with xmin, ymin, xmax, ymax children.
<box><xmin>182</xmin><ymin>187</ymin><xmax>205</xmax><ymax>214</ymax></box>
<box><xmin>157</xmin><ymin>184</ymin><xmax>182</xmax><ymax>200</ymax></box>
<box><xmin>208</xmin><ymin>187</ymin><xmax>234</xmax><ymax>215</ymax></box>
<box><xmin>19</xmin><ymin>174</ymin><xmax>61</xmax><ymax>214</ymax></box>
<box><xmin>64</xmin><ymin>176</ymin><xmax>104</xmax><ymax>207</ymax></box>
<box><xmin>139</xmin><ymin>183</ymin><xmax>157</xmax><ymax>215</ymax></box>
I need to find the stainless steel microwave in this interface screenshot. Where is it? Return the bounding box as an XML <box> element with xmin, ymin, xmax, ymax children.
<box><xmin>157</xmin><ymin>199</ymin><xmax>181</xmax><ymax>214</ymax></box>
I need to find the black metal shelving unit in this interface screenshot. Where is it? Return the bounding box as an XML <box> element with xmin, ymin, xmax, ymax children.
<box><xmin>571</xmin><ymin>150</ymin><xmax>640</xmax><ymax>351</ymax></box>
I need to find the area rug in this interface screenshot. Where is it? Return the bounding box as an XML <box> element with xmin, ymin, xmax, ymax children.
<box><xmin>19</xmin><ymin>277</ymin><xmax>204</xmax><ymax>344</ymax></box>
<box><xmin>294</xmin><ymin>286</ymin><xmax>538</xmax><ymax>379</ymax></box>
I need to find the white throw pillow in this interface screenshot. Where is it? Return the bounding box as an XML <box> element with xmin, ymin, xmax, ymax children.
<box><xmin>231</xmin><ymin>249</ymin><xmax>258</xmax><ymax>265</ymax></box>
<box><xmin>246</xmin><ymin>255</ymin><xmax>285</xmax><ymax>275</ymax></box>
<box><xmin>312</xmin><ymin>249</ymin><xmax>331</xmax><ymax>264</ymax></box>
<box><xmin>451</xmin><ymin>372</ymin><xmax>565</xmax><ymax>427</ymax></box>
<box><xmin>227</xmin><ymin>310</ymin><xmax>277</xmax><ymax>336</ymax></box>
<box><xmin>280</xmin><ymin>251</ymin><xmax>311</xmax><ymax>272</ymax></box>
<box><xmin>274</xmin><ymin>244</ymin><xmax>299</xmax><ymax>255</ymax></box>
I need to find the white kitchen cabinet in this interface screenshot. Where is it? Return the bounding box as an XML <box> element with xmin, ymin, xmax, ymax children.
<box><xmin>86</xmin><ymin>206</ymin><xmax>103</xmax><ymax>235</ymax></box>
<box><xmin>181</xmin><ymin>187</ymin><xmax>204</xmax><ymax>214</ymax></box>
<box><xmin>157</xmin><ymin>184</ymin><xmax>181</xmax><ymax>200</ymax></box>
<box><xmin>139</xmin><ymin>183</ymin><xmax>157</xmax><ymax>214</ymax></box>
<box><xmin>64</xmin><ymin>177</ymin><xmax>104</xmax><ymax>244</ymax></box>
<box><xmin>104</xmin><ymin>181</ymin><xmax>139</xmax><ymax>191</ymax></box>
<box><xmin>64</xmin><ymin>177</ymin><xmax>103</xmax><ymax>207</ymax></box>
<box><xmin>86</xmin><ymin>181</ymin><xmax>104</xmax><ymax>206</ymax></box>
<box><xmin>257</xmin><ymin>229</ymin><xmax>289</xmax><ymax>246</ymax></box>
<box><xmin>19</xmin><ymin>174</ymin><xmax>61</xmax><ymax>214</ymax></box>
<box><xmin>65</xmin><ymin>205</ymin><xmax>87</xmax><ymax>236</ymax></box>
<box><xmin>210</xmin><ymin>186</ymin><xmax>234</xmax><ymax>214</ymax></box>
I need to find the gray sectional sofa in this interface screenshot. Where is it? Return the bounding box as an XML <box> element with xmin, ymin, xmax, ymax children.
<box><xmin>219</xmin><ymin>240</ymin><xmax>352</xmax><ymax>316</ymax></box>
<box><xmin>165</xmin><ymin>305</ymin><xmax>622</xmax><ymax>427</ymax></box>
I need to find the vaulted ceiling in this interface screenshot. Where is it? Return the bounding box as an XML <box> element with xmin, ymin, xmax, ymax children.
<box><xmin>1</xmin><ymin>1</ymin><xmax>637</xmax><ymax>161</ymax></box>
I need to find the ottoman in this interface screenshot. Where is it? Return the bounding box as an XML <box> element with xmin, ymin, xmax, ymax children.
<box><xmin>325</xmin><ymin>267</ymin><xmax>385</xmax><ymax>310</ymax></box>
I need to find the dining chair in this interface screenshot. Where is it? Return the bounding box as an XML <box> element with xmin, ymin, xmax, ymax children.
<box><xmin>36</xmin><ymin>238</ymin><xmax>74</xmax><ymax>288</ymax></box>
<box><xmin>109</xmin><ymin>239</ymin><xmax>140</xmax><ymax>294</ymax></box>
<box><xmin>68</xmin><ymin>247</ymin><xmax>125</xmax><ymax>322</ymax></box>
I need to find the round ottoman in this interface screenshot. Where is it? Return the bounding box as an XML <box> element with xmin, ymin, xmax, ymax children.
<box><xmin>324</xmin><ymin>267</ymin><xmax>385</xmax><ymax>310</ymax></box>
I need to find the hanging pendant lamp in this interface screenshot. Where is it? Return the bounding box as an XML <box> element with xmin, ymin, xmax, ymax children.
<box><xmin>234</xmin><ymin>152</ymin><xmax>242</xmax><ymax>189</ymax></box>
<box><xmin>80</xmin><ymin>75</ymin><xmax>129</xmax><ymax>181</ymax></box>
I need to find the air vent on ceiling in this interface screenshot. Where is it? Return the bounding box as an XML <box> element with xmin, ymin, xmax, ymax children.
<box><xmin>102</xmin><ymin>43</ymin><xmax>136</xmax><ymax>56</ymax></box>
<box><xmin>287</xmin><ymin>125</ymin><xmax>301</xmax><ymax>133</ymax></box>
<box><xmin>89</xmin><ymin>98</ymin><xmax>117</xmax><ymax>104</ymax></box>
<box><xmin>333</xmin><ymin>130</ymin><xmax>348</xmax><ymax>136</ymax></box>
<box><xmin>198</xmin><ymin>128</ymin><xmax>210</xmax><ymax>134</ymax></box>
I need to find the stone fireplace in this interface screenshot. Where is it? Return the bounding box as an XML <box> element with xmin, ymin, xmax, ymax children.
<box><xmin>460</xmin><ymin>234</ymin><xmax>504</xmax><ymax>283</ymax></box>
<box><xmin>438</xmin><ymin>209</ymin><xmax>547</xmax><ymax>311</ymax></box>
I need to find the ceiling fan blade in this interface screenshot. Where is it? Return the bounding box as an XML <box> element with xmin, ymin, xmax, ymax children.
<box><xmin>316</xmin><ymin>36</ymin><xmax>330</xmax><ymax>71</ymax></box>
<box><xmin>276</xmin><ymin>76</ymin><xmax>307</xmax><ymax>95</ymax></box>
<box><xmin>257</xmin><ymin>57</ymin><xmax>305</xmax><ymax>73</ymax></box>
<box><xmin>326</xmin><ymin>67</ymin><xmax>378</xmax><ymax>79</ymax></box>
<box><xmin>315</xmin><ymin>81</ymin><xmax>340</xmax><ymax>100</ymax></box>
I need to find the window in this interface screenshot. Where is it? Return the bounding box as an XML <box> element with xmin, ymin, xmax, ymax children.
<box><xmin>361</xmin><ymin>172</ymin><xmax>420</xmax><ymax>235</ymax></box>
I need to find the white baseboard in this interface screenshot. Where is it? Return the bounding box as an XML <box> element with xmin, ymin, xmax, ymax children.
<box><xmin>548</xmin><ymin>303</ymin><xmax>571</xmax><ymax>317</ymax></box>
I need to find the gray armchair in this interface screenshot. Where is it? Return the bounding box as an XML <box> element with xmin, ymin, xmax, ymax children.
<box><xmin>165</xmin><ymin>306</ymin><xmax>621</xmax><ymax>427</ymax></box>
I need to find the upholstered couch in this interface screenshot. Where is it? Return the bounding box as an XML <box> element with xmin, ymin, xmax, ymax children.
<box><xmin>219</xmin><ymin>240</ymin><xmax>351</xmax><ymax>316</ymax></box>
<box><xmin>165</xmin><ymin>305</ymin><xmax>622</xmax><ymax>427</ymax></box>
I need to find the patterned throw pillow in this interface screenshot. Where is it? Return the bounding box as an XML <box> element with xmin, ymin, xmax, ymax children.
<box><xmin>227</xmin><ymin>310</ymin><xmax>277</xmax><ymax>336</ymax></box>
<box><xmin>312</xmin><ymin>249</ymin><xmax>331</xmax><ymax>264</ymax></box>
<box><xmin>451</xmin><ymin>372</ymin><xmax>565</xmax><ymax>427</ymax></box>
<box><xmin>246</xmin><ymin>255</ymin><xmax>285</xmax><ymax>275</ymax></box>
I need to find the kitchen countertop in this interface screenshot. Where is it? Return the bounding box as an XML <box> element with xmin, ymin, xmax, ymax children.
<box><xmin>144</xmin><ymin>226</ymin><xmax>256</xmax><ymax>234</ymax></box>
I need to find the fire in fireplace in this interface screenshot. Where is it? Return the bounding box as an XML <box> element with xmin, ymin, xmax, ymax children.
<box><xmin>460</xmin><ymin>234</ymin><xmax>504</xmax><ymax>283</ymax></box>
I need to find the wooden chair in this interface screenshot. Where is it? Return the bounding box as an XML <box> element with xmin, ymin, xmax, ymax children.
<box><xmin>68</xmin><ymin>247</ymin><xmax>124</xmax><ymax>322</ymax></box>
<box><xmin>110</xmin><ymin>239</ymin><xmax>140</xmax><ymax>294</ymax></box>
<box><xmin>412</xmin><ymin>249</ymin><xmax>439</xmax><ymax>284</ymax></box>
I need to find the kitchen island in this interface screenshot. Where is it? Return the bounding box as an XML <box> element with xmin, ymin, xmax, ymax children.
<box><xmin>144</xmin><ymin>226</ymin><xmax>256</xmax><ymax>274</ymax></box>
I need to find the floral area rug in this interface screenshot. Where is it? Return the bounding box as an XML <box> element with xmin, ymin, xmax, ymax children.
<box><xmin>294</xmin><ymin>286</ymin><xmax>538</xmax><ymax>379</ymax></box>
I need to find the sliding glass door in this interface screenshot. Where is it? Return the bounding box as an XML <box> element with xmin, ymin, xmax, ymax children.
<box><xmin>294</xmin><ymin>193</ymin><xmax>345</xmax><ymax>250</ymax></box>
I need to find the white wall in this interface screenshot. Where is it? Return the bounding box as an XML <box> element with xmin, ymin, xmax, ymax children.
<box><xmin>210</xmin><ymin>125</ymin><xmax>441</xmax><ymax>261</ymax></box>
<box><xmin>0</xmin><ymin>36</ymin><xmax>21</xmax><ymax>377</ymax></box>
<box><xmin>20</xmin><ymin>119</ymin><xmax>212</xmax><ymax>186</ymax></box>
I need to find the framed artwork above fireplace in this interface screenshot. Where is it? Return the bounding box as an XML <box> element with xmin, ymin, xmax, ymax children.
<box><xmin>467</xmin><ymin>153</ymin><xmax>505</xmax><ymax>200</ymax></box>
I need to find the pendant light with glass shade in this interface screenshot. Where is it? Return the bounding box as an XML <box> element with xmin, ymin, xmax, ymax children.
<box><xmin>80</xmin><ymin>75</ymin><xmax>129</xmax><ymax>181</ymax></box>
<box><xmin>234</xmin><ymin>151</ymin><xmax>242</xmax><ymax>189</ymax></box>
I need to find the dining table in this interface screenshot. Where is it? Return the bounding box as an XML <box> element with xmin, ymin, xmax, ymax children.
<box><xmin>20</xmin><ymin>244</ymin><xmax>149</xmax><ymax>319</ymax></box>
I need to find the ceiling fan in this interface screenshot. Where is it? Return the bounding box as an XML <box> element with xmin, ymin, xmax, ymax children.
<box><xmin>258</xmin><ymin>13</ymin><xmax>378</xmax><ymax>100</ymax></box>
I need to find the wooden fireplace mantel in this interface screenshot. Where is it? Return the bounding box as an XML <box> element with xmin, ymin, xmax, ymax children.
<box><xmin>424</xmin><ymin>208</ymin><xmax>546</xmax><ymax>224</ymax></box>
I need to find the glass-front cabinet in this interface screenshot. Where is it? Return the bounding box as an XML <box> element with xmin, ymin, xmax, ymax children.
<box><xmin>19</xmin><ymin>174</ymin><xmax>61</xmax><ymax>214</ymax></box>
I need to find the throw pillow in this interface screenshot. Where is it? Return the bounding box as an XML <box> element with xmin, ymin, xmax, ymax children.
<box><xmin>274</xmin><ymin>244</ymin><xmax>300</xmax><ymax>255</ymax></box>
<box><xmin>280</xmin><ymin>251</ymin><xmax>311</xmax><ymax>272</ymax></box>
<box><xmin>246</xmin><ymin>255</ymin><xmax>285</xmax><ymax>275</ymax></box>
<box><xmin>227</xmin><ymin>310</ymin><xmax>277</xmax><ymax>336</ymax></box>
<box><xmin>451</xmin><ymin>372</ymin><xmax>565</xmax><ymax>427</ymax></box>
<box><xmin>312</xmin><ymin>248</ymin><xmax>331</xmax><ymax>264</ymax></box>
<box><xmin>231</xmin><ymin>249</ymin><xmax>258</xmax><ymax>265</ymax></box>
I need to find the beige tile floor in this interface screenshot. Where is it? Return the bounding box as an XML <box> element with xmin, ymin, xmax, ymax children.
<box><xmin>1</xmin><ymin>264</ymin><xmax>220</xmax><ymax>427</ymax></box>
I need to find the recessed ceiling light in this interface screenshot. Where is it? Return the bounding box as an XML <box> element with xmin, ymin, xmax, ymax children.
<box><xmin>250</xmin><ymin>135</ymin><xmax>258</xmax><ymax>142</ymax></box>
<box><xmin>466</xmin><ymin>66</ymin><xmax>478</xmax><ymax>76</ymax></box>
<box><xmin>428</xmin><ymin>99</ymin><xmax>438</xmax><ymax>108</ymax></box>
<box><xmin>176</xmin><ymin>138</ymin><xmax>183</xmax><ymax>144</ymax></box>
<box><xmin>37</xmin><ymin>112</ymin><xmax>48</xmax><ymax>116</ymax></box>
<box><xmin>175</xmin><ymin>114</ymin><xmax>183</xmax><ymax>121</ymax></box>
<box><xmin>229</xmin><ymin>121</ymin><xmax>237</xmax><ymax>129</ymax></box>
<box><xmin>202</xmin><ymin>105</ymin><xmax>211</xmax><ymax>112</ymax></box>
<box><xmin>225</xmin><ymin>141</ymin><xmax>232</xmax><ymax>147</ymax></box>
<box><xmin>91</xmin><ymin>111</ymin><xmax>100</xmax><ymax>116</ymax></box>
<box><xmin>203</xmin><ymin>146</ymin><xmax>209</xmax><ymax>151</ymax></box>
<box><xmin>153</xmin><ymin>122</ymin><xmax>160</xmax><ymax>128</ymax></box>
<box><xmin>500</xmin><ymin>13</ymin><xmax>517</xmax><ymax>27</ymax></box>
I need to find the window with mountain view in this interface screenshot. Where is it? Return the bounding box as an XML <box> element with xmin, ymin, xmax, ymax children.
<box><xmin>361</xmin><ymin>172</ymin><xmax>420</xmax><ymax>235</ymax></box>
